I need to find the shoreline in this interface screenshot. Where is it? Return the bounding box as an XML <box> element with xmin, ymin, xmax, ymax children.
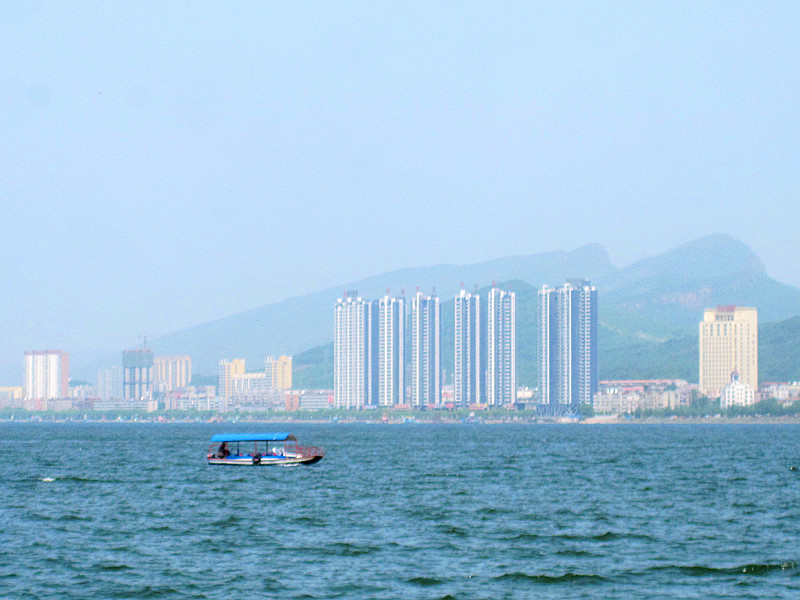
<box><xmin>3</xmin><ymin>416</ymin><xmax>800</xmax><ymax>425</ymax></box>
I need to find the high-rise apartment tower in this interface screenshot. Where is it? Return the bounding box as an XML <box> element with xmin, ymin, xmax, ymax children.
<box><xmin>334</xmin><ymin>293</ymin><xmax>376</xmax><ymax>409</ymax></box>
<box><xmin>218</xmin><ymin>358</ymin><xmax>246</xmax><ymax>400</ymax></box>
<box><xmin>154</xmin><ymin>355</ymin><xmax>192</xmax><ymax>392</ymax></box>
<box><xmin>487</xmin><ymin>287</ymin><xmax>516</xmax><ymax>406</ymax></box>
<box><xmin>97</xmin><ymin>366</ymin><xmax>123</xmax><ymax>400</ymax></box>
<box><xmin>454</xmin><ymin>289</ymin><xmax>482</xmax><ymax>406</ymax></box>
<box><xmin>24</xmin><ymin>350</ymin><xmax>69</xmax><ymax>399</ymax></box>
<box><xmin>539</xmin><ymin>280</ymin><xmax>598</xmax><ymax>414</ymax></box>
<box><xmin>411</xmin><ymin>292</ymin><xmax>440</xmax><ymax>408</ymax></box>
<box><xmin>377</xmin><ymin>295</ymin><xmax>405</xmax><ymax>406</ymax></box>
<box><xmin>265</xmin><ymin>355</ymin><xmax>292</xmax><ymax>390</ymax></box>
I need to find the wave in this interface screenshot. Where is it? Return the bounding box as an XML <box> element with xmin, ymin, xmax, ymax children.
<box><xmin>556</xmin><ymin>549</ymin><xmax>602</xmax><ymax>557</ymax></box>
<box><xmin>436</xmin><ymin>524</ymin><xmax>468</xmax><ymax>537</ymax></box>
<box><xmin>647</xmin><ymin>562</ymin><xmax>798</xmax><ymax>576</ymax></box>
<box><xmin>313</xmin><ymin>542</ymin><xmax>380</xmax><ymax>557</ymax></box>
<box><xmin>551</xmin><ymin>531</ymin><xmax>657</xmax><ymax>542</ymax></box>
<box><xmin>494</xmin><ymin>572</ymin><xmax>608</xmax><ymax>584</ymax></box>
<box><xmin>93</xmin><ymin>563</ymin><xmax>133</xmax><ymax>572</ymax></box>
<box><xmin>210</xmin><ymin>515</ymin><xmax>242</xmax><ymax>527</ymax></box>
<box><xmin>135</xmin><ymin>585</ymin><xmax>183</xmax><ymax>599</ymax></box>
<box><xmin>407</xmin><ymin>576</ymin><xmax>444</xmax><ymax>586</ymax></box>
<box><xmin>506</xmin><ymin>532</ymin><xmax>540</xmax><ymax>541</ymax></box>
<box><xmin>475</xmin><ymin>506</ymin><xmax>511</xmax><ymax>515</ymax></box>
<box><xmin>496</xmin><ymin>530</ymin><xmax>655</xmax><ymax>543</ymax></box>
<box><xmin>56</xmin><ymin>514</ymin><xmax>92</xmax><ymax>522</ymax></box>
<box><xmin>291</xmin><ymin>515</ymin><xmax>327</xmax><ymax>527</ymax></box>
<box><xmin>38</xmin><ymin>475</ymin><xmax>122</xmax><ymax>484</ymax></box>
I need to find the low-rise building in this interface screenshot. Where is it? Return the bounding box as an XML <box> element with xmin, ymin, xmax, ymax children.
<box><xmin>69</xmin><ymin>384</ymin><xmax>96</xmax><ymax>398</ymax></box>
<box><xmin>594</xmin><ymin>380</ymin><xmax>695</xmax><ymax>414</ymax></box>
<box><xmin>760</xmin><ymin>382</ymin><xmax>800</xmax><ymax>403</ymax></box>
<box><xmin>720</xmin><ymin>373</ymin><xmax>755</xmax><ymax>409</ymax></box>
<box><xmin>93</xmin><ymin>398</ymin><xmax>158</xmax><ymax>412</ymax></box>
<box><xmin>170</xmin><ymin>385</ymin><xmax>219</xmax><ymax>411</ymax></box>
<box><xmin>299</xmin><ymin>391</ymin><xmax>333</xmax><ymax>411</ymax></box>
<box><xmin>0</xmin><ymin>386</ymin><xmax>24</xmax><ymax>408</ymax></box>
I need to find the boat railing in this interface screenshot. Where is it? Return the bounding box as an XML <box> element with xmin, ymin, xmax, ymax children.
<box><xmin>295</xmin><ymin>445</ymin><xmax>324</xmax><ymax>458</ymax></box>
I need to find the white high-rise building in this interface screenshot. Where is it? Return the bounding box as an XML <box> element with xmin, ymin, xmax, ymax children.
<box><xmin>334</xmin><ymin>294</ymin><xmax>375</xmax><ymax>409</ymax></box>
<box><xmin>411</xmin><ymin>292</ymin><xmax>440</xmax><ymax>408</ymax></box>
<box><xmin>539</xmin><ymin>280</ymin><xmax>598</xmax><ymax>414</ymax></box>
<box><xmin>377</xmin><ymin>295</ymin><xmax>405</xmax><ymax>406</ymax></box>
<box><xmin>97</xmin><ymin>366</ymin><xmax>124</xmax><ymax>400</ymax></box>
<box><xmin>487</xmin><ymin>287</ymin><xmax>516</xmax><ymax>406</ymax></box>
<box><xmin>454</xmin><ymin>289</ymin><xmax>481</xmax><ymax>406</ymax></box>
<box><xmin>24</xmin><ymin>350</ymin><xmax>69</xmax><ymax>400</ymax></box>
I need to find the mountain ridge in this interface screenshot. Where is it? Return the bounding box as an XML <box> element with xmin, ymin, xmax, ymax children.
<box><xmin>72</xmin><ymin>234</ymin><xmax>800</xmax><ymax>381</ymax></box>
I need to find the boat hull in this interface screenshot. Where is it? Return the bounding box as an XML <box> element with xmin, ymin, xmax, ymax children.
<box><xmin>207</xmin><ymin>454</ymin><xmax>322</xmax><ymax>466</ymax></box>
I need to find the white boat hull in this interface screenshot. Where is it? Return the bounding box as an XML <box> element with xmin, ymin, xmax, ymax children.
<box><xmin>207</xmin><ymin>454</ymin><xmax>322</xmax><ymax>466</ymax></box>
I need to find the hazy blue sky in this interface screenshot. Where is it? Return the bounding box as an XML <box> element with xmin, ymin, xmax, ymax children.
<box><xmin>1</xmin><ymin>2</ymin><xmax>798</xmax><ymax>379</ymax></box>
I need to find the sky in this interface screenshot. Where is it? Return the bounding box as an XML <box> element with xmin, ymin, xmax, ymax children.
<box><xmin>1</xmin><ymin>2</ymin><xmax>799</xmax><ymax>381</ymax></box>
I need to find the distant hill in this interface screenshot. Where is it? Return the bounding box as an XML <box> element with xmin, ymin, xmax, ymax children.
<box><xmin>596</xmin><ymin>234</ymin><xmax>800</xmax><ymax>342</ymax></box>
<box><xmin>145</xmin><ymin>243</ymin><xmax>615</xmax><ymax>375</ymax></box>
<box><xmin>89</xmin><ymin>234</ymin><xmax>800</xmax><ymax>386</ymax></box>
<box><xmin>756</xmin><ymin>317</ymin><xmax>800</xmax><ymax>382</ymax></box>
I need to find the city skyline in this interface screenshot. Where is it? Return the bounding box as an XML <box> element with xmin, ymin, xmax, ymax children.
<box><xmin>5</xmin><ymin>234</ymin><xmax>800</xmax><ymax>384</ymax></box>
<box><xmin>10</xmin><ymin>295</ymin><xmax>800</xmax><ymax>415</ymax></box>
<box><xmin>332</xmin><ymin>287</ymin><xmax>518</xmax><ymax>409</ymax></box>
<box><xmin>4</xmin><ymin>239</ymin><xmax>798</xmax><ymax>408</ymax></box>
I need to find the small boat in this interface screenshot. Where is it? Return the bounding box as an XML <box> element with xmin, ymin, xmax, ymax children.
<box><xmin>207</xmin><ymin>433</ymin><xmax>324</xmax><ymax>466</ymax></box>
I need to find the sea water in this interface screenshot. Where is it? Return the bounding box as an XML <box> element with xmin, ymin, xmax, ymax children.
<box><xmin>2</xmin><ymin>422</ymin><xmax>800</xmax><ymax>599</ymax></box>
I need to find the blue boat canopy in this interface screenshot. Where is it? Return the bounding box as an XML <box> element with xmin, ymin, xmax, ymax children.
<box><xmin>210</xmin><ymin>433</ymin><xmax>296</xmax><ymax>443</ymax></box>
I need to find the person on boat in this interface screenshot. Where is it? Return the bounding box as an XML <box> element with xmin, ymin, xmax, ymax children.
<box><xmin>217</xmin><ymin>442</ymin><xmax>229</xmax><ymax>459</ymax></box>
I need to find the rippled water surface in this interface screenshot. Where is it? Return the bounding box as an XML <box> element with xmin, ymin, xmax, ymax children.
<box><xmin>3</xmin><ymin>423</ymin><xmax>800</xmax><ymax>599</ymax></box>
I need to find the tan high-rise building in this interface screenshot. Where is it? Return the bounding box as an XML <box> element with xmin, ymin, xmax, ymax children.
<box><xmin>699</xmin><ymin>306</ymin><xmax>758</xmax><ymax>398</ymax></box>
<box><xmin>154</xmin><ymin>356</ymin><xmax>192</xmax><ymax>392</ymax></box>
<box><xmin>218</xmin><ymin>359</ymin><xmax>246</xmax><ymax>399</ymax></box>
<box><xmin>265</xmin><ymin>355</ymin><xmax>292</xmax><ymax>390</ymax></box>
